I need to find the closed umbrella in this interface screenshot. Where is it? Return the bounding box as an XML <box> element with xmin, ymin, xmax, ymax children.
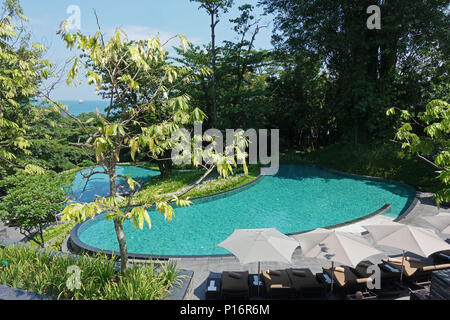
<box><xmin>422</xmin><ymin>212</ymin><xmax>450</xmax><ymax>236</ymax></box>
<box><xmin>217</xmin><ymin>228</ymin><xmax>300</xmax><ymax>295</ymax></box>
<box><xmin>363</xmin><ymin>222</ymin><xmax>450</xmax><ymax>282</ymax></box>
<box><xmin>292</xmin><ymin>228</ymin><xmax>382</xmax><ymax>293</ymax></box>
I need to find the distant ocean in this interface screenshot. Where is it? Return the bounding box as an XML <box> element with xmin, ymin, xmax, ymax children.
<box><xmin>58</xmin><ymin>100</ymin><xmax>110</xmax><ymax>116</ymax></box>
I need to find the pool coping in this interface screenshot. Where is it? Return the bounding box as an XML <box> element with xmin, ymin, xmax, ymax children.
<box><xmin>69</xmin><ymin>162</ymin><xmax>419</xmax><ymax>260</ymax></box>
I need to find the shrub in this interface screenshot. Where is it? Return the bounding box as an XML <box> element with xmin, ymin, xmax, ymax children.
<box><xmin>0</xmin><ymin>245</ymin><xmax>179</xmax><ymax>300</ymax></box>
<box><xmin>0</xmin><ymin>171</ymin><xmax>70</xmax><ymax>247</ymax></box>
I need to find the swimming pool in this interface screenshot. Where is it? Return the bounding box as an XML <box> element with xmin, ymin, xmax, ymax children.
<box><xmin>69</xmin><ymin>165</ymin><xmax>160</xmax><ymax>203</ymax></box>
<box><xmin>75</xmin><ymin>163</ymin><xmax>416</xmax><ymax>256</ymax></box>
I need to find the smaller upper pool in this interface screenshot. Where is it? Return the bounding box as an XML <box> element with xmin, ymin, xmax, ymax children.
<box><xmin>69</xmin><ymin>165</ymin><xmax>160</xmax><ymax>203</ymax></box>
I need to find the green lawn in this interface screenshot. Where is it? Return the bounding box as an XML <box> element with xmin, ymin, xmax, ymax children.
<box><xmin>131</xmin><ymin>164</ymin><xmax>260</xmax><ymax>205</ymax></box>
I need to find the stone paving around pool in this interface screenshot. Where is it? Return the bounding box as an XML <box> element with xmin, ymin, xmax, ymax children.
<box><xmin>171</xmin><ymin>192</ymin><xmax>449</xmax><ymax>300</ymax></box>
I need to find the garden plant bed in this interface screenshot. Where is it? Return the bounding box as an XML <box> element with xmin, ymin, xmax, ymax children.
<box><xmin>0</xmin><ymin>242</ymin><xmax>193</xmax><ymax>300</ymax></box>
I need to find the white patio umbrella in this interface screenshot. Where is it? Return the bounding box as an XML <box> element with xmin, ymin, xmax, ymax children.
<box><xmin>217</xmin><ymin>228</ymin><xmax>300</xmax><ymax>295</ymax></box>
<box><xmin>292</xmin><ymin>228</ymin><xmax>382</xmax><ymax>293</ymax></box>
<box><xmin>422</xmin><ymin>212</ymin><xmax>450</xmax><ymax>236</ymax></box>
<box><xmin>363</xmin><ymin>222</ymin><xmax>450</xmax><ymax>282</ymax></box>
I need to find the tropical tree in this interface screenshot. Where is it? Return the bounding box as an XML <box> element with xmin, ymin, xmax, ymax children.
<box><xmin>176</xmin><ymin>4</ymin><xmax>275</xmax><ymax>131</ymax></box>
<box><xmin>190</xmin><ymin>0</ymin><xmax>234</xmax><ymax>124</ymax></box>
<box><xmin>90</xmin><ymin>40</ymin><xmax>208</xmax><ymax>177</ymax></box>
<box><xmin>0</xmin><ymin>0</ymin><xmax>51</xmax><ymax>177</ymax></box>
<box><xmin>53</xmin><ymin>23</ymin><xmax>248</xmax><ymax>273</ymax></box>
<box><xmin>13</xmin><ymin>105</ymin><xmax>96</xmax><ymax>172</ymax></box>
<box><xmin>216</xmin><ymin>4</ymin><xmax>272</xmax><ymax>128</ymax></box>
<box><xmin>0</xmin><ymin>171</ymin><xmax>69</xmax><ymax>247</ymax></box>
<box><xmin>261</xmin><ymin>0</ymin><xmax>450</xmax><ymax>143</ymax></box>
<box><xmin>388</xmin><ymin>100</ymin><xmax>449</xmax><ymax>207</ymax></box>
<box><xmin>265</xmin><ymin>54</ymin><xmax>330</xmax><ymax>149</ymax></box>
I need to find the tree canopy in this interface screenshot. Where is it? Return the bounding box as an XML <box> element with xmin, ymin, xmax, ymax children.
<box><xmin>0</xmin><ymin>0</ymin><xmax>52</xmax><ymax>176</ymax></box>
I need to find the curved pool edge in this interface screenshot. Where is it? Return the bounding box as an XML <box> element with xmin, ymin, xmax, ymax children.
<box><xmin>394</xmin><ymin>191</ymin><xmax>420</xmax><ymax>222</ymax></box>
<box><xmin>69</xmin><ymin>203</ymin><xmax>400</xmax><ymax>261</ymax></box>
<box><xmin>287</xmin><ymin>161</ymin><xmax>418</xmax><ymax>193</ymax></box>
<box><xmin>69</xmin><ymin>162</ymin><xmax>420</xmax><ymax>260</ymax></box>
<box><xmin>69</xmin><ymin>169</ymin><xmax>265</xmax><ymax>260</ymax></box>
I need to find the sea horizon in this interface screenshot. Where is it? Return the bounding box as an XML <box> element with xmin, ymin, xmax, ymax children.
<box><xmin>57</xmin><ymin>100</ymin><xmax>110</xmax><ymax>116</ymax></box>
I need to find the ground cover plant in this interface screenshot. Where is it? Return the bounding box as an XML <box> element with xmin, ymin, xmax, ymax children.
<box><xmin>0</xmin><ymin>245</ymin><xmax>180</xmax><ymax>300</ymax></box>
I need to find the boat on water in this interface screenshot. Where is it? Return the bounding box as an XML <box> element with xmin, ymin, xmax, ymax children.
<box><xmin>79</xmin><ymin>99</ymin><xmax>84</xmax><ymax>104</ymax></box>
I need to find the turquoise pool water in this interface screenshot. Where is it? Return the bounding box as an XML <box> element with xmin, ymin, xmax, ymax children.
<box><xmin>77</xmin><ymin>163</ymin><xmax>416</xmax><ymax>256</ymax></box>
<box><xmin>69</xmin><ymin>165</ymin><xmax>160</xmax><ymax>203</ymax></box>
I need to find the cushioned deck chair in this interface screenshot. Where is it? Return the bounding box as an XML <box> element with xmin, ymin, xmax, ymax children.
<box><xmin>352</xmin><ymin>260</ymin><xmax>399</xmax><ymax>283</ymax></box>
<box><xmin>382</xmin><ymin>255</ymin><xmax>450</xmax><ymax>282</ymax></box>
<box><xmin>262</xmin><ymin>269</ymin><xmax>294</xmax><ymax>299</ymax></box>
<box><xmin>221</xmin><ymin>271</ymin><xmax>249</xmax><ymax>299</ymax></box>
<box><xmin>286</xmin><ymin>268</ymin><xmax>326</xmax><ymax>299</ymax></box>
<box><xmin>432</xmin><ymin>250</ymin><xmax>450</xmax><ymax>264</ymax></box>
<box><xmin>322</xmin><ymin>266</ymin><xmax>371</xmax><ymax>294</ymax></box>
<box><xmin>350</xmin><ymin>260</ymin><xmax>408</xmax><ymax>296</ymax></box>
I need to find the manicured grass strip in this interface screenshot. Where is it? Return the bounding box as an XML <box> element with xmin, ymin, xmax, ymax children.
<box><xmin>131</xmin><ymin>165</ymin><xmax>260</xmax><ymax>206</ymax></box>
<box><xmin>44</xmin><ymin>222</ymin><xmax>76</xmax><ymax>243</ymax></box>
<box><xmin>131</xmin><ymin>171</ymin><xmax>204</xmax><ymax>205</ymax></box>
<box><xmin>0</xmin><ymin>245</ymin><xmax>179</xmax><ymax>300</ymax></box>
<box><xmin>184</xmin><ymin>166</ymin><xmax>260</xmax><ymax>199</ymax></box>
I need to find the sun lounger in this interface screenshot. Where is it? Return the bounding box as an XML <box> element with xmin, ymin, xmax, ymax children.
<box><xmin>221</xmin><ymin>271</ymin><xmax>249</xmax><ymax>299</ymax></box>
<box><xmin>262</xmin><ymin>269</ymin><xmax>294</xmax><ymax>299</ymax></box>
<box><xmin>382</xmin><ymin>255</ymin><xmax>450</xmax><ymax>282</ymax></box>
<box><xmin>322</xmin><ymin>266</ymin><xmax>371</xmax><ymax>293</ymax></box>
<box><xmin>432</xmin><ymin>251</ymin><xmax>450</xmax><ymax>264</ymax></box>
<box><xmin>286</xmin><ymin>268</ymin><xmax>326</xmax><ymax>299</ymax></box>
<box><xmin>351</xmin><ymin>260</ymin><xmax>409</xmax><ymax>295</ymax></box>
<box><xmin>352</xmin><ymin>260</ymin><xmax>399</xmax><ymax>283</ymax></box>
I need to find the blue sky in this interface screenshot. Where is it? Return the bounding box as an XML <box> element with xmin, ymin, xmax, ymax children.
<box><xmin>20</xmin><ymin>0</ymin><xmax>275</xmax><ymax>100</ymax></box>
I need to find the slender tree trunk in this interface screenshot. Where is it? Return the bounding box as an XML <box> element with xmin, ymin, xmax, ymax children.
<box><xmin>108</xmin><ymin>161</ymin><xmax>129</xmax><ymax>273</ymax></box>
<box><xmin>113</xmin><ymin>218</ymin><xmax>129</xmax><ymax>273</ymax></box>
<box><xmin>157</xmin><ymin>149</ymin><xmax>173</xmax><ymax>178</ymax></box>
<box><xmin>233</xmin><ymin>26</ymin><xmax>259</xmax><ymax>109</ymax></box>
<box><xmin>210</xmin><ymin>11</ymin><xmax>218</xmax><ymax>124</ymax></box>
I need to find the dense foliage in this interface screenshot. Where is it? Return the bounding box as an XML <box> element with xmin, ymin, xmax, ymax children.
<box><xmin>0</xmin><ymin>245</ymin><xmax>180</xmax><ymax>300</ymax></box>
<box><xmin>388</xmin><ymin>99</ymin><xmax>449</xmax><ymax>206</ymax></box>
<box><xmin>0</xmin><ymin>0</ymin><xmax>52</xmax><ymax>177</ymax></box>
<box><xmin>0</xmin><ymin>171</ymin><xmax>72</xmax><ymax>246</ymax></box>
<box><xmin>14</xmin><ymin>108</ymin><xmax>96</xmax><ymax>172</ymax></box>
<box><xmin>261</xmin><ymin>0</ymin><xmax>450</xmax><ymax>144</ymax></box>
